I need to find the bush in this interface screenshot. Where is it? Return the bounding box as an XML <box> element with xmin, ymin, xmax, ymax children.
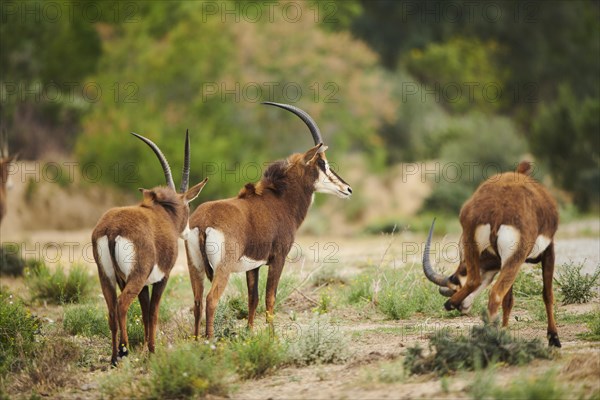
<box><xmin>0</xmin><ymin>289</ymin><xmax>41</xmax><ymax>375</ymax></box>
<box><xmin>147</xmin><ymin>342</ymin><xmax>231</xmax><ymax>399</ymax></box>
<box><xmin>228</xmin><ymin>331</ymin><xmax>287</xmax><ymax>379</ymax></box>
<box><xmin>404</xmin><ymin>314</ymin><xmax>551</xmax><ymax>376</ymax></box>
<box><xmin>0</xmin><ymin>244</ymin><xmax>26</xmax><ymax>277</ymax></box>
<box><xmin>25</xmin><ymin>262</ymin><xmax>94</xmax><ymax>304</ymax></box>
<box><xmin>63</xmin><ymin>304</ymin><xmax>110</xmax><ymax>338</ymax></box>
<box><xmin>288</xmin><ymin>315</ymin><xmax>349</xmax><ymax>366</ymax></box>
<box><xmin>555</xmin><ymin>262</ymin><xmax>600</xmax><ymax>304</ymax></box>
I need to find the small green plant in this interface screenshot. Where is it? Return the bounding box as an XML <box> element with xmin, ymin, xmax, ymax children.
<box><xmin>25</xmin><ymin>262</ymin><xmax>94</xmax><ymax>304</ymax></box>
<box><xmin>63</xmin><ymin>303</ymin><xmax>110</xmax><ymax>338</ymax></box>
<box><xmin>404</xmin><ymin>313</ymin><xmax>551</xmax><ymax>376</ymax></box>
<box><xmin>346</xmin><ymin>271</ymin><xmax>374</xmax><ymax>304</ymax></box>
<box><xmin>578</xmin><ymin>309</ymin><xmax>600</xmax><ymax>341</ymax></box>
<box><xmin>377</xmin><ymin>269</ymin><xmax>440</xmax><ymax>319</ymax></box>
<box><xmin>513</xmin><ymin>268</ymin><xmax>543</xmax><ymax>298</ymax></box>
<box><xmin>0</xmin><ymin>244</ymin><xmax>26</xmax><ymax>276</ymax></box>
<box><xmin>288</xmin><ymin>315</ymin><xmax>349</xmax><ymax>366</ymax></box>
<box><xmin>227</xmin><ymin>331</ymin><xmax>287</xmax><ymax>379</ymax></box>
<box><xmin>311</xmin><ymin>266</ymin><xmax>347</xmax><ymax>287</ymax></box>
<box><xmin>147</xmin><ymin>341</ymin><xmax>231</xmax><ymax>398</ymax></box>
<box><xmin>555</xmin><ymin>262</ymin><xmax>600</xmax><ymax>304</ymax></box>
<box><xmin>313</xmin><ymin>289</ymin><xmax>333</xmax><ymax>314</ymax></box>
<box><xmin>0</xmin><ymin>289</ymin><xmax>41</xmax><ymax>375</ymax></box>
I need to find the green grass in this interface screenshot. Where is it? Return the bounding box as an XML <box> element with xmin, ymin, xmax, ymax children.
<box><xmin>470</xmin><ymin>369</ymin><xmax>566</xmax><ymax>400</ymax></box>
<box><xmin>63</xmin><ymin>303</ymin><xmax>110</xmax><ymax>338</ymax></box>
<box><xmin>0</xmin><ymin>288</ymin><xmax>41</xmax><ymax>375</ymax></box>
<box><xmin>228</xmin><ymin>331</ymin><xmax>288</xmax><ymax>379</ymax></box>
<box><xmin>555</xmin><ymin>262</ymin><xmax>600</xmax><ymax>305</ymax></box>
<box><xmin>25</xmin><ymin>261</ymin><xmax>94</xmax><ymax>304</ymax></box>
<box><xmin>578</xmin><ymin>309</ymin><xmax>600</xmax><ymax>341</ymax></box>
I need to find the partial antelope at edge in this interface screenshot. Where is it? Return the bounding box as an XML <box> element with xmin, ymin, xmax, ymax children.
<box><xmin>185</xmin><ymin>102</ymin><xmax>353</xmax><ymax>339</ymax></box>
<box><xmin>92</xmin><ymin>130</ymin><xmax>208</xmax><ymax>366</ymax></box>
<box><xmin>422</xmin><ymin>161</ymin><xmax>562</xmax><ymax>347</ymax></box>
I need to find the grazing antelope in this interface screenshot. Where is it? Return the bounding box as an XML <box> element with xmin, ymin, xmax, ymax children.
<box><xmin>0</xmin><ymin>131</ymin><xmax>16</xmax><ymax>226</ymax></box>
<box><xmin>422</xmin><ymin>161</ymin><xmax>561</xmax><ymax>347</ymax></box>
<box><xmin>92</xmin><ymin>131</ymin><xmax>208</xmax><ymax>365</ymax></box>
<box><xmin>185</xmin><ymin>102</ymin><xmax>352</xmax><ymax>338</ymax></box>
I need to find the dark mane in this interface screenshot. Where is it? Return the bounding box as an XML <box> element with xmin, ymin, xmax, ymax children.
<box><xmin>238</xmin><ymin>160</ymin><xmax>288</xmax><ymax>198</ymax></box>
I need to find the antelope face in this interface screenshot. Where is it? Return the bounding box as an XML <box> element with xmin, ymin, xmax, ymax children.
<box><xmin>313</xmin><ymin>152</ymin><xmax>352</xmax><ymax>199</ymax></box>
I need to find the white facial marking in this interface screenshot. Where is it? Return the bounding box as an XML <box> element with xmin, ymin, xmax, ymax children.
<box><xmin>145</xmin><ymin>264</ymin><xmax>165</xmax><ymax>286</ymax></box>
<box><xmin>528</xmin><ymin>235</ymin><xmax>551</xmax><ymax>259</ymax></box>
<box><xmin>314</xmin><ymin>160</ymin><xmax>350</xmax><ymax>199</ymax></box>
<box><xmin>187</xmin><ymin>227</ymin><xmax>204</xmax><ymax>272</ymax></box>
<box><xmin>497</xmin><ymin>225</ymin><xmax>521</xmax><ymax>267</ymax></box>
<box><xmin>96</xmin><ymin>235</ymin><xmax>116</xmax><ymax>286</ymax></box>
<box><xmin>114</xmin><ymin>235</ymin><xmax>136</xmax><ymax>279</ymax></box>
<box><xmin>474</xmin><ymin>224</ymin><xmax>492</xmax><ymax>254</ymax></box>
<box><xmin>460</xmin><ymin>270</ymin><xmax>497</xmax><ymax>313</ymax></box>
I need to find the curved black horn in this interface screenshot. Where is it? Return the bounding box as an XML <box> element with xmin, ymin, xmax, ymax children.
<box><xmin>422</xmin><ymin>218</ymin><xmax>451</xmax><ymax>287</ymax></box>
<box><xmin>130</xmin><ymin>132</ymin><xmax>176</xmax><ymax>191</ymax></box>
<box><xmin>180</xmin><ymin>129</ymin><xmax>190</xmax><ymax>193</ymax></box>
<box><xmin>262</xmin><ymin>102</ymin><xmax>323</xmax><ymax>145</ymax></box>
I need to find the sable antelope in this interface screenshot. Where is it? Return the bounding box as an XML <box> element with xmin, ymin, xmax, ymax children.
<box><xmin>92</xmin><ymin>131</ymin><xmax>208</xmax><ymax>365</ymax></box>
<box><xmin>0</xmin><ymin>131</ymin><xmax>16</xmax><ymax>226</ymax></box>
<box><xmin>422</xmin><ymin>161</ymin><xmax>561</xmax><ymax>347</ymax></box>
<box><xmin>185</xmin><ymin>102</ymin><xmax>352</xmax><ymax>338</ymax></box>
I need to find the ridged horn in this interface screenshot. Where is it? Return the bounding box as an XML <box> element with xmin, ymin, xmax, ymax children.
<box><xmin>262</xmin><ymin>102</ymin><xmax>323</xmax><ymax>145</ymax></box>
<box><xmin>422</xmin><ymin>218</ymin><xmax>451</xmax><ymax>287</ymax></box>
<box><xmin>130</xmin><ymin>132</ymin><xmax>176</xmax><ymax>191</ymax></box>
<box><xmin>180</xmin><ymin>129</ymin><xmax>190</xmax><ymax>193</ymax></box>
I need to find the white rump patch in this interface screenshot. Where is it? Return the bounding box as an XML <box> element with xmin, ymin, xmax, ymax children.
<box><xmin>96</xmin><ymin>236</ymin><xmax>116</xmax><ymax>286</ymax></box>
<box><xmin>146</xmin><ymin>264</ymin><xmax>165</xmax><ymax>286</ymax></box>
<box><xmin>186</xmin><ymin>227</ymin><xmax>204</xmax><ymax>272</ymax></box>
<box><xmin>474</xmin><ymin>224</ymin><xmax>492</xmax><ymax>254</ymax></box>
<box><xmin>205</xmin><ymin>227</ymin><xmax>225</xmax><ymax>270</ymax></box>
<box><xmin>114</xmin><ymin>235</ymin><xmax>136</xmax><ymax>279</ymax></box>
<box><xmin>497</xmin><ymin>225</ymin><xmax>521</xmax><ymax>267</ymax></box>
<box><xmin>233</xmin><ymin>255</ymin><xmax>266</xmax><ymax>273</ymax></box>
<box><xmin>528</xmin><ymin>235</ymin><xmax>552</xmax><ymax>259</ymax></box>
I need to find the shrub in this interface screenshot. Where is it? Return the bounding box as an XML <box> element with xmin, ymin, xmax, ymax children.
<box><xmin>346</xmin><ymin>272</ymin><xmax>374</xmax><ymax>304</ymax></box>
<box><xmin>147</xmin><ymin>342</ymin><xmax>231</xmax><ymax>399</ymax></box>
<box><xmin>0</xmin><ymin>289</ymin><xmax>41</xmax><ymax>375</ymax></box>
<box><xmin>0</xmin><ymin>244</ymin><xmax>26</xmax><ymax>277</ymax></box>
<box><xmin>377</xmin><ymin>268</ymin><xmax>440</xmax><ymax>320</ymax></box>
<box><xmin>63</xmin><ymin>304</ymin><xmax>110</xmax><ymax>338</ymax></box>
<box><xmin>404</xmin><ymin>314</ymin><xmax>551</xmax><ymax>376</ymax></box>
<box><xmin>227</xmin><ymin>331</ymin><xmax>287</xmax><ymax>379</ymax></box>
<box><xmin>555</xmin><ymin>262</ymin><xmax>600</xmax><ymax>304</ymax></box>
<box><xmin>288</xmin><ymin>315</ymin><xmax>349</xmax><ymax>366</ymax></box>
<box><xmin>25</xmin><ymin>262</ymin><xmax>94</xmax><ymax>304</ymax></box>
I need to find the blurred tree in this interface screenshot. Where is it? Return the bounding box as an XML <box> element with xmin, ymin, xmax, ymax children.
<box><xmin>531</xmin><ymin>85</ymin><xmax>600</xmax><ymax>211</ymax></box>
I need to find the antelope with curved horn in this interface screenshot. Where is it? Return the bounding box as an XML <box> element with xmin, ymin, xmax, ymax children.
<box><xmin>92</xmin><ymin>131</ymin><xmax>208</xmax><ymax>365</ymax></box>
<box><xmin>185</xmin><ymin>102</ymin><xmax>352</xmax><ymax>338</ymax></box>
<box><xmin>0</xmin><ymin>131</ymin><xmax>17</xmax><ymax>226</ymax></box>
<box><xmin>422</xmin><ymin>161</ymin><xmax>561</xmax><ymax>347</ymax></box>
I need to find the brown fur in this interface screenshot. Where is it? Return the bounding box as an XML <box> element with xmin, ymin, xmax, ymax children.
<box><xmin>186</xmin><ymin>145</ymin><xmax>351</xmax><ymax>338</ymax></box>
<box><xmin>92</xmin><ymin>182</ymin><xmax>206</xmax><ymax>365</ymax></box>
<box><xmin>441</xmin><ymin>161</ymin><xmax>561</xmax><ymax>347</ymax></box>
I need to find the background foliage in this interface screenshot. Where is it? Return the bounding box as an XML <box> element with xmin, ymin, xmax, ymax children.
<box><xmin>1</xmin><ymin>0</ymin><xmax>598</xmax><ymax>212</ymax></box>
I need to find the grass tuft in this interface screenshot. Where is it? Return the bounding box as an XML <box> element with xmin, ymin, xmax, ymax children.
<box><xmin>228</xmin><ymin>331</ymin><xmax>287</xmax><ymax>379</ymax></box>
<box><xmin>25</xmin><ymin>262</ymin><xmax>94</xmax><ymax>304</ymax></box>
<box><xmin>288</xmin><ymin>315</ymin><xmax>349</xmax><ymax>366</ymax></box>
<box><xmin>404</xmin><ymin>313</ymin><xmax>551</xmax><ymax>376</ymax></box>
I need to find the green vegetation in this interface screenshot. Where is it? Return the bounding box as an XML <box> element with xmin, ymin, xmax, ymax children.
<box><xmin>287</xmin><ymin>315</ymin><xmax>349</xmax><ymax>366</ymax></box>
<box><xmin>404</xmin><ymin>314</ymin><xmax>551</xmax><ymax>376</ymax></box>
<box><xmin>0</xmin><ymin>244</ymin><xmax>26</xmax><ymax>277</ymax></box>
<box><xmin>578</xmin><ymin>309</ymin><xmax>600</xmax><ymax>341</ymax></box>
<box><xmin>555</xmin><ymin>262</ymin><xmax>600</xmax><ymax>305</ymax></box>
<box><xmin>229</xmin><ymin>331</ymin><xmax>288</xmax><ymax>379</ymax></box>
<box><xmin>25</xmin><ymin>262</ymin><xmax>94</xmax><ymax>304</ymax></box>
<box><xmin>469</xmin><ymin>370</ymin><xmax>566</xmax><ymax>400</ymax></box>
<box><xmin>63</xmin><ymin>303</ymin><xmax>110</xmax><ymax>338</ymax></box>
<box><xmin>0</xmin><ymin>289</ymin><xmax>40</xmax><ymax>375</ymax></box>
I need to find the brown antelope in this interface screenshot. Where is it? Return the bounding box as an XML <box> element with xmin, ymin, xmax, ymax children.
<box><xmin>422</xmin><ymin>161</ymin><xmax>561</xmax><ymax>347</ymax></box>
<box><xmin>92</xmin><ymin>131</ymin><xmax>208</xmax><ymax>365</ymax></box>
<box><xmin>185</xmin><ymin>102</ymin><xmax>352</xmax><ymax>338</ymax></box>
<box><xmin>0</xmin><ymin>131</ymin><xmax>16</xmax><ymax>226</ymax></box>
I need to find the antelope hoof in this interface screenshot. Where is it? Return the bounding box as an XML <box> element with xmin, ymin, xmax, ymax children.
<box><xmin>444</xmin><ymin>300</ymin><xmax>457</xmax><ymax>311</ymax></box>
<box><xmin>111</xmin><ymin>358</ymin><xmax>118</xmax><ymax>368</ymax></box>
<box><xmin>118</xmin><ymin>344</ymin><xmax>129</xmax><ymax>358</ymax></box>
<box><xmin>548</xmin><ymin>332</ymin><xmax>562</xmax><ymax>348</ymax></box>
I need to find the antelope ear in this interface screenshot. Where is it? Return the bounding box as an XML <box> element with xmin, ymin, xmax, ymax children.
<box><xmin>184</xmin><ymin>177</ymin><xmax>208</xmax><ymax>204</ymax></box>
<box><xmin>303</xmin><ymin>143</ymin><xmax>324</xmax><ymax>164</ymax></box>
<box><xmin>139</xmin><ymin>188</ymin><xmax>157</xmax><ymax>202</ymax></box>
